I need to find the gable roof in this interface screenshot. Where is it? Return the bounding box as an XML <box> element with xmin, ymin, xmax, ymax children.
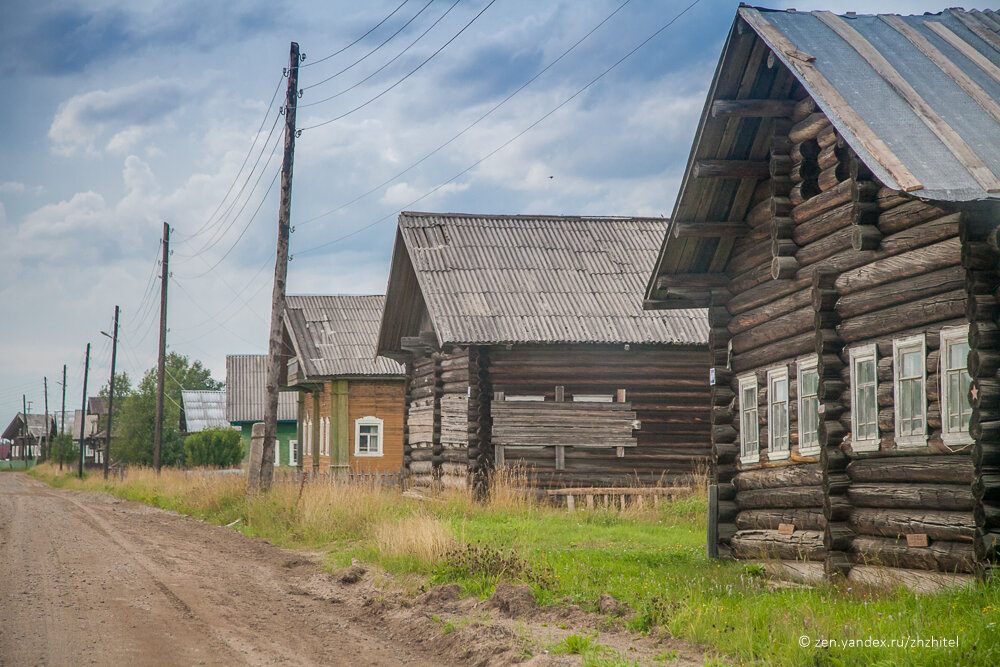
<box><xmin>645</xmin><ymin>6</ymin><xmax>1000</xmax><ymax>307</ymax></box>
<box><xmin>283</xmin><ymin>295</ymin><xmax>404</xmax><ymax>379</ymax></box>
<box><xmin>225</xmin><ymin>355</ymin><xmax>298</xmax><ymax>423</ymax></box>
<box><xmin>377</xmin><ymin>212</ymin><xmax>708</xmax><ymax>354</ymax></box>
<box><xmin>2</xmin><ymin>413</ymin><xmax>56</xmax><ymax>441</ymax></box>
<box><xmin>180</xmin><ymin>390</ymin><xmax>233</xmax><ymax>433</ymax></box>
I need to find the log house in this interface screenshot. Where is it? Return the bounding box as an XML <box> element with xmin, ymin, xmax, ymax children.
<box><xmin>377</xmin><ymin>213</ymin><xmax>711</xmax><ymax>492</ymax></box>
<box><xmin>280</xmin><ymin>295</ymin><xmax>406</xmax><ymax>475</ymax></box>
<box><xmin>645</xmin><ymin>7</ymin><xmax>1000</xmax><ymax>585</ymax></box>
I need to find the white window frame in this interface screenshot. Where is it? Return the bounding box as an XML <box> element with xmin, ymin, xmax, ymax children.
<box><xmin>767</xmin><ymin>366</ymin><xmax>790</xmax><ymax>460</ymax></box>
<box><xmin>738</xmin><ymin>374</ymin><xmax>759</xmax><ymax>465</ymax></box>
<box><xmin>289</xmin><ymin>439</ymin><xmax>298</xmax><ymax>466</ymax></box>
<box><xmin>305</xmin><ymin>418</ymin><xmax>312</xmax><ymax>456</ymax></box>
<box><xmin>274</xmin><ymin>438</ymin><xmax>280</xmax><ymax>466</ymax></box>
<box><xmin>504</xmin><ymin>395</ymin><xmax>546</xmax><ymax>402</ymax></box>
<box><xmin>797</xmin><ymin>355</ymin><xmax>821</xmax><ymax>456</ymax></box>
<box><xmin>571</xmin><ymin>394</ymin><xmax>613</xmax><ymax>403</ymax></box>
<box><xmin>893</xmin><ymin>334</ymin><xmax>928</xmax><ymax>448</ymax></box>
<box><xmin>849</xmin><ymin>344</ymin><xmax>880</xmax><ymax>452</ymax></box>
<box><xmin>940</xmin><ymin>325</ymin><xmax>973</xmax><ymax>447</ymax></box>
<box><xmin>325</xmin><ymin>417</ymin><xmax>331</xmax><ymax>456</ymax></box>
<box><xmin>354</xmin><ymin>416</ymin><xmax>384</xmax><ymax>457</ymax></box>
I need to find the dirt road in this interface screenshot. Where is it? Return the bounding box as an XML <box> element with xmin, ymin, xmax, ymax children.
<box><xmin>0</xmin><ymin>472</ymin><xmax>438</xmax><ymax>666</ymax></box>
<box><xmin>0</xmin><ymin>473</ymin><xmax>708</xmax><ymax>666</ymax></box>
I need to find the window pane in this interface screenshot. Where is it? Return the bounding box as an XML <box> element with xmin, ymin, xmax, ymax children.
<box><xmin>773</xmin><ymin>377</ymin><xmax>787</xmax><ymax>402</ymax></box>
<box><xmin>950</xmin><ymin>342</ymin><xmax>969</xmax><ymax>370</ymax></box>
<box><xmin>900</xmin><ymin>381</ymin><xmax>912</xmax><ymax>420</ymax></box>
<box><xmin>743</xmin><ymin>386</ymin><xmax>755</xmax><ymax>405</ymax></box>
<box><xmin>902</xmin><ymin>350</ymin><xmax>922</xmax><ymax>377</ymax></box>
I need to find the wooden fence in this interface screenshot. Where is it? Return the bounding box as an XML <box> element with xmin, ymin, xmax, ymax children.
<box><xmin>273</xmin><ymin>469</ymin><xmax>401</xmax><ymax>487</ymax></box>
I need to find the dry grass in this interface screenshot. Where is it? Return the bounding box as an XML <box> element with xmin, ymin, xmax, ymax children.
<box><xmin>373</xmin><ymin>513</ymin><xmax>455</xmax><ymax>565</ymax></box>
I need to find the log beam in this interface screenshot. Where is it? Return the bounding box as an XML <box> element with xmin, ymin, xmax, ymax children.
<box><xmin>711</xmin><ymin>98</ymin><xmax>796</xmax><ymax>118</ymax></box>
<box><xmin>693</xmin><ymin>160</ymin><xmax>770</xmax><ymax>180</ymax></box>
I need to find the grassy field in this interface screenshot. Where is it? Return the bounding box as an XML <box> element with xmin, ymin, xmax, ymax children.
<box><xmin>29</xmin><ymin>463</ymin><xmax>999</xmax><ymax>666</ymax></box>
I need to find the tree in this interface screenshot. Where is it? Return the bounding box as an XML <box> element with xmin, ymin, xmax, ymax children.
<box><xmin>113</xmin><ymin>353</ymin><xmax>223</xmax><ymax>467</ymax></box>
<box><xmin>184</xmin><ymin>427</ymin><xmax>242</xmax><ymax>467</ymax></box>
<box><xmin>98</xmin><ymin>372</ymin><xmax>132</xmax><ymax>459</ymax></box>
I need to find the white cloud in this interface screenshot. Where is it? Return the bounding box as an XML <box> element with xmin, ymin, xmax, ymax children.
<box><xmin>48</xmin><ymin>78</ymin><xmax>188</xmax><ymax>156</ymax></box>
<box><xmin>0</xmin><ymin>181</ymin><xmax>25</xmax><ymax>193</ymax></box>
<box><xmin>380</xmin><ymin>181</ymin><xmax>469</xmax><ymax>207</ymax></box>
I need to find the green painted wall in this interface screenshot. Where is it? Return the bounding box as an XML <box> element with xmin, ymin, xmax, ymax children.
<box><xmin>235</xmin><ymin>421</ymin><xmax>298</xmax><ymax>467</ymax></box>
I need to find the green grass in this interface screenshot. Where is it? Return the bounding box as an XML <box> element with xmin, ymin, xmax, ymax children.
<box><xmin>1</xmin><ymin>459</ymin><xmax>37</xmax><ymax>471</ymax></box>
<box><xmin>28</xmin><ymin>464</ymin><xmax>1000</xmax><ymax>666</ymax></box>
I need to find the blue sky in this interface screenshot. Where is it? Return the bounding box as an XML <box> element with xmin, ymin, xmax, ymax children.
<box><xmin>0</xmin><ymin>0</ymin><xmax>952</xmax><ymax>425</ymax></box>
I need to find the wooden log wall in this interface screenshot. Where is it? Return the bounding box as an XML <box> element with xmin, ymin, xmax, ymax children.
<box><xmin>403</xmin><ymin>352</ymin><xmax>440</xmax><ymax>488</ymax></box>
<box><xmin>469</xmin><ymin>346</ymin><xmax>492</xmax><ymax>497</ymax></box>
<box><xmin>437</xmin><ymin>348</ymin><xmax>471</xmax><ymax>490</ymax></box>
<box><xmin>487</xmin><ymin>344</ymin><xmax>710</xmax><ymax>489</ymax></box>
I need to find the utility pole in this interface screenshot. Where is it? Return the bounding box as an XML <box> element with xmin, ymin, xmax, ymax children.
<box><xmin>59</xmin><ymin>364</ymin><xmax>66</xmax><ymax>471</ymax></box>
<box><xmin>249</xmin><ymin>41</ymin><xmax>300</xmax><ymax>495</ymax></box>
<box><xmin>22</xmin><ymin>395</ymin><xmax>28</xmax><ymax>462</ymax></box>
<box><xmin>154</xmin><ymin>223</ymin><xmax>169</xmax><ymax>473</ymax></box>
<box><xmin>102</xmin><ymin>305</ymin><xmax>119</xmax><ymax>480</ymax></box>
<box><xmin>43</xmin><ymin>377</ymin><xmax>49</xmax><ymax>462</ymax></box>
<box><xmin>79</xmin><ymin>343</ymin><xmax>90</xmax><ymax>479</ymax></box>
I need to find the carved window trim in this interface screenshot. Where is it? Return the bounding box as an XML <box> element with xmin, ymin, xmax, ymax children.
<box><xmin>767</xmin><ymin>366</ymin><xmax>790</xmax><ymax>460</ymax></box>
<box><xmin>738</xmin><ymin>373</ymin><xmax>759</xmax><ymax>465</ymax></box>
<box><xmin>355</xmin><ymin>416</ymin><xmax>384</xmax><ymax>457</ymax></box>
<box><xmin>893</xmin><ymin>334</ymin><xmax>927</xmax><ymax>448</ymax></box>
<box><xmin>940</xmin><ymin>325</ymin><xmax>973</xmax><ymax>447</ymax></box>
<box><xmin>796</xmin><ymin>355</ymin><xmax>821</xmax><ymax>457</ymax></box>
<box><xmin>850</xmin><ymin>344</ymin><xmax>880</xmax><ymax>452</ymax></box>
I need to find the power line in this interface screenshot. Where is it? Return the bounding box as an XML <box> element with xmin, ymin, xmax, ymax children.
<box><xmin>169</xmin><ymin>277</ymin><xmax>262</xmax><ymax>348</ymax></box>
<box><xmin>172</xmin><ymin>74</ymin><xmax>286</xmax><ymax>247</ymax></box>
<box><xmin>293</xmin><ymin>0</ymin><xmax>702</xmax><ymax>257</ymax></box>
<box><xmin>301</xmin><ymin>0</ymin><xmax>412</xmax><ymax>68</ymax></box>
<box><xmin>301</xmin><ymin>0</ymin><xmax>437</xmax><ymax>92</ymax></box>
<box><xmin>299</xmin><ymin>0</ymin><xmax>463</xmax><ymax>109</ymax></box>
<box><xmin>296</xmin><ymin>0</ymin><xmax>634</xmax><ymax>228</ymax></box>
<box><xmin>297</xmin><ymin>0</ymin><xmax>496</xmax><ymax>133</ymax></box>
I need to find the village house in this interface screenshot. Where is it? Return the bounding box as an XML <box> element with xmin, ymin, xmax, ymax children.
<box><xmin>226</xmin><ymin>355</ymin><xmax>298</xmax><ymax>467</ymax></box>
<box><xmin>281</xmin><ymin>295</ymin><xmax>406</xmax><ymax>476</ymax></box>
<box><xmin>645</xmin><ymin>7</ymin><xmax>1000</xmax><ymax>587</ymax></box>
<box><xmin>376</xmin><ymin>212</ymin><xmax>710</xmax><ymax>492</ymax></box>
<box><xmin>180</xmin><ymin>390</ymin><xmax>233</xmax><ymax>436</ymax></box>
<box><xmin>1</xmin><ymin>413</ymin><xmax>54</xmax><ymax>460</ymax></box>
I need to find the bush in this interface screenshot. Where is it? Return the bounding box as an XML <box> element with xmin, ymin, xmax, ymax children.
<box><xmin>184</xmin><ymin>428</ymin><xmax>242</xmax><ymax>468</ymax></box>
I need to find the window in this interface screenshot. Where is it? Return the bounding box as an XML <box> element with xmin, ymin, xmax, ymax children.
<box><xmin>355</xmin><ymin>416</ymin><xmax>383</xmax><ymax>457</ymax></box>
<box><xmin>797</xmin><ymin>356</ymin><xmax>820</xmax><ymax>456</ymax></box>
<box><xmin>324</xmin><ymin>417</ymin><xmax>331</xmax><ymax>456</ymax></box>
<box><xmin>289</xmin><ymin>439</ymin><xmax>298</xmax><ymax>466</ymax></box>
<box><xmin>767</xmin><ymin>367</ymin><xmax>790</xmax><ymax>460</ymax></box>
<box><xmin>893</xmin><ymin>335</ymin><xmax>927</xmax><ymax>448</ymax></box>
<box><xmin>850</xmin><ymin>344</ymin><xmax>880</xmax><ymax>451</ymax></box>
<box><xmin>319</xmin><ymin>417</ymin><xmax>326</xmax><ymax>457</ymax></box>
<box><xmin>738</xmin><ymin>374</ymin><xmax>759</xmax><ymax>464</ymax></box>
<box><xmin>304</xmin><ymin>418</ymin><xmax>312</xmax><ymax>456</ymax></box>
<box><xmin>940</xmin><ymin>326</ymin><xmax>972</xmax><ymax>446</ymax></box>
<box><xmin>274</xmin><ymin>439</ymin><xmax>280</xmax><ymax>466</ymax></box>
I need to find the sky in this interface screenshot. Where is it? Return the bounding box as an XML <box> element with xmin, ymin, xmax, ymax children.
<box><xmin>0</xmin><ymin>0</ymin><xmax>954</xmax><ymax>426</ymax></box>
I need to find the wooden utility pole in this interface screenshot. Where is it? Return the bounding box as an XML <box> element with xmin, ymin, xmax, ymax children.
<box><xmin>43</xmin><ymin>377</ymin><xmax>49</xmax><ymax>462</ymax></box>
<box><xmin>104</xmin><ymin>305</ymin><xmax>119</xmax><ymax>480</ymax></box>
<box><xmin>249</xmin><ymin>41</ymin><xmax>300</xmax><ymax>495</ymax></box>
<box><xmin>79</xmin><ymin>343</ymin><xmax>90</xmax><ymax>479</ymax></box>
<box><xmin>154</xmin><ymin>223</ymin><xmax>169</xmax><ymax>473</ymax></box>
<box><xmin>22</xmin><ymin>395</ymin><xmax>28</xmax><ymax>462</ymax></box>
<box><xmin>60</xmin><ymin>364</ymin><xmax>67</xmax><ymax>470</ymax></box>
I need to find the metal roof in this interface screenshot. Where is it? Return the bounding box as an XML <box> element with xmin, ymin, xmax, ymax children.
<box><xmin>645</xmin><ymin>6</ymin><xmax>1000</xmax><ymax>307</ymax></box>
<box><xmin>758</xmin><ymin>7</ymin><xmax>1000</xmax><ymax>202</ymax></box>
<box><xmin>283</xmin><ymin>295</ymin><xmax>405</xmax><ymax>379</ymax></box>
<box><xmin>180</xmin><ymin>390</ymin><xmax>233</xmax><ymax>433</ymax></box>
<box><xmin>1</xmin><ymin>413</ymin><xmax>56</xmax><ymax>441</ymax></box>
<box><xmin>225</xmin><ymin>355</ymin><xmax>298</xmax><ymax>423</ymax></box>
<box><xmin>379</xmin><ymin>213</ymin><xmax>708</xmax><ymax>352</ymax></box>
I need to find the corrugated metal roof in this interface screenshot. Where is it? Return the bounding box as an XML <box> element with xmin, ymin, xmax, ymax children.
<box><xmin>180</xmin><ymin>390</ymin><xmax>233</xmax><ymax>433</ymax></box>
<box><xmin>387</xmin><ymin>213</ymin><xmax>708</xmax><ymax>347</ymax></box>
<box><xmin>757</xmin><ymin>7</ymin><xmax>1000</xmax><ymax>202</ymax></box>
<box><xmin>284</xmin><ymin>295</ymin><xmax>405</xmax><ymax>378</ymax></box>
<box><xmin>644</xmin><ymin>6</ymin><xmax>1000</xmax><ymax>307</ymax></box>
<box><xmin>225</xmin><ymin>355</ymin><xmax>298</xmax><ymax>423</ymax></box>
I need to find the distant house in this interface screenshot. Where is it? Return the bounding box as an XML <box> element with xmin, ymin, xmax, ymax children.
<box><xmin>73</xmin><ymin>408</ymin><xmax>103</xmax><ymax>466</ymax></box>
<box><xmin>180</xmin><ymin>390</ymin><xmax>234</xmax><ymax>435</ymax></box>
<box><xmin>1</xmin><ymin>413</ymin><xmax>55</xmax><ymax>459</ymax></box>
<box><xmin>644</xmin><ymin>7</ymin><xmax>1000</xmax><ymax>584</ymax></box>
<box><xmin>226</xmin><ymin>355</ymin><xmax>298</xmax><ymax>467</ymax></box>
<box><xmin>376</xmin><ymin>212</ymin><xmax>711</xmax><ymax>492</ymax></box>
<box><xmin>281</xmin><ymin>295</ymin><xmax>406</xmax><ymax>475</ymax></box>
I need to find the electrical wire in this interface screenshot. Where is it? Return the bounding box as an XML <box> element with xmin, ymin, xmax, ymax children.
<box><xmin>296</xmin><ymin>0</ymin><xmax>633</xmax><ymax>227</ymax></box>
<box><xmin>293</xmin><ymin>0</ymin><xmax>702</xmax><ymax>257</ymax></box>
<box><xmin>297</xmin><ymin>0</ymin><xmax>496</xmax><ymax>133</ymax></box>
<box><xmin>301</xmin><ymin>0</ymin><xmax>412</xmax><ymax>68</ymax></box>
<box><xmin>299</xmin><ymin>0</ymin><xmax>463</xmax><ymax>109</ymax></box>
<box><xmin>301</xmin><ymin>0</ymin><xmax>437</xmax><ymax>91</ymax></box>
<box><xmin>169</xmin><ymin>277</ymin><xmax>261</xmax><ymax>348</ymax></box>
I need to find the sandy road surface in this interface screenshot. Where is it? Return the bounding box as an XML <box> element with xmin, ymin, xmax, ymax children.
<box><xmin>0</xmin><ymin>473</ymin><xmax>437</xmax><ymax>666</ymax></box>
